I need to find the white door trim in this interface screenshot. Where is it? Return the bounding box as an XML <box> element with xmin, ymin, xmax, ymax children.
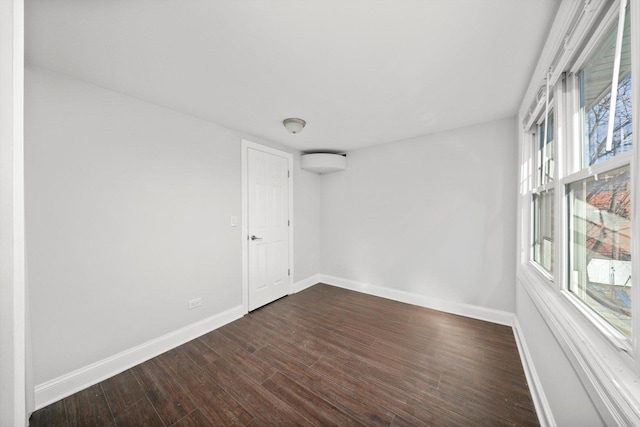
<box><xmin>241</xmin><ymin>139</ymin><xmax>293</xmax><ymax>313</ymax></box>
<box><xmin>0</xmin><ymin>0</ymin><xmax>28</xmax><ymax>425</ymax></box>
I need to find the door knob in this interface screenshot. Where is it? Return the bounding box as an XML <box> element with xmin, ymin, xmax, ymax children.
<box><xmin>250</xmin><ymin>235</ymin><xmax>262</xmax><ymax>241</ymax></box>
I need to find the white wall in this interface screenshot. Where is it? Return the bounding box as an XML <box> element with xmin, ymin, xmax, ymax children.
<box><xmin>320</xmin><ymin>117</ymin><xmax>518</xmax><ymax>312</ymax></box>
<box><xmin>25</xmin><ymin>66</ymin><xmax>320</xmax><ymax>386</ymax></box>
<box><xmin>516</xmin><ymin>282</ymin><xmax>604</xmax><ymax>426</ymax></box>
<box><xmin>293</xmin><ymin>158</ymin><xmax>321</xmax><ymax>281</ymax></box>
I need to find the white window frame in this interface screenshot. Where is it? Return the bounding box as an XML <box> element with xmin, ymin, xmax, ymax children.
<box><xmin>561</xmin><ymin>0</ymin><xmax>634</xmax><ymax>348</ymax></box>
<box><xmin>517</xmin><ymin>0</ymin><xmax>640</xmax><ymax>424</ymax></box>
<box><xmin>531</xmin><ymin>109</ymin><xmax>556</xmax><ymax>279</ymax></box>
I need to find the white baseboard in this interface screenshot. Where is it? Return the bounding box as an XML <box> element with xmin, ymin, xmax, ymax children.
<box><xmin>290</xmin><ymin>274</ymin><xmax>322</xmax><ymax>294</ymax></box>
<box><xmin>512</xmin><ymin>317</ymin><xmax>555</xmax><ymax>427</ymax></box>
<box><xmin>34</xmin><ymin>305</ymin><xmax>245</xmax><ymax>410</ymax></box>
<box><xmin>318</xmin><ymin>274</ymin><xmax>515</xmax><ymax>326</ymax></box>
<box><xmin>33</xmin><ymin>276</ymin><xmax>518</xmax><ymax>411</ymax></box>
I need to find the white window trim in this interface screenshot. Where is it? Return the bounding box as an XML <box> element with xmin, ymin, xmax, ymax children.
<box><xmin>518</xmin><ymin>0</ymin><xmax>640</xmax><ymax>424</ymax></box>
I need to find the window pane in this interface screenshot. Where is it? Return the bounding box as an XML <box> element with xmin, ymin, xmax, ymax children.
<box><xmin>568</xmin><ymin>166</ymin><xmax>631</xmax><ymax>338</ymax></box>
<box><xmin>533</xmin><ymin>190</ymin><xmax>554</xmax><ymax>273</ymax></box>
<box><xmin>538</xmin><ymin>112</ymin><xmax>554</xmax><ymax>185</ymax></box>
<box><xmin>579</xmin><ymin>4</ymin><xmax>632</xmax><ymax>167</ymax></box>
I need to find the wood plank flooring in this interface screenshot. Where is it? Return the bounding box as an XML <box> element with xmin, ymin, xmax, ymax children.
<box><xmin>29</xmin><ymin>284</ymin><xmax>539</xmax><ymax>426</ymax></box>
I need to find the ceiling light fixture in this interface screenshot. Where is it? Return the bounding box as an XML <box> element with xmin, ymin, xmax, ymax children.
<box><xmin>283</xmin><ymin>118</ymin><xmax>306</xmax><ymax>134</ymax></box>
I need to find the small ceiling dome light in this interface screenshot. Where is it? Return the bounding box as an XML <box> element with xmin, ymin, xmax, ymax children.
<box><xmin>283</xmin><ymin>118</ymin><xmax>306</xmax><ymax>134</ymax></box>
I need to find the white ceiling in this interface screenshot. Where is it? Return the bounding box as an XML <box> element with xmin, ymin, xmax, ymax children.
<box><xmin>25</xmin><ymin>0</ymin><xmax>559</xmax><ymax>153</ymax></box>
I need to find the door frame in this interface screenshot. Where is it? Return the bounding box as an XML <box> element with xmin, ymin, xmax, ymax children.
<box><xmin>241</xmin><ymin>139</ymin><xmax>294</xmax><ymax>314</ymax></box>
<box><xmin>1</xmin><ymin>0</ymin><xmax>29</xmax><ymax>424</ymax></box>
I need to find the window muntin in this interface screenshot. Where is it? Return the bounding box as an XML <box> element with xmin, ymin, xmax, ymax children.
<box><xmin>533</xmin><ymin>190</ymin><xmax>554</xmax><ymax>273</ymax></box>
<box><xmin>579</xmin><ymin>4</ymin><xmax>633</xmax><ymax>167</ymax></box>
<box><xmin>568</xmin><ymin>165</ymin><xmax>632</xmax><ymax>339</ymax></box>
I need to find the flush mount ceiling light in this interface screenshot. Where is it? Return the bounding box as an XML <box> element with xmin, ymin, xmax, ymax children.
<box><xmin>283</xmin><ymin>118</ymin><xmax>306</xmax><ymax>134</ymax></box>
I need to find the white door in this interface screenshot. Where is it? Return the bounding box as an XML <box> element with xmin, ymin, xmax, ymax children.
<box><xmin>247</xmin><ymin>147</ymin><xmax>291</xmax><ymax>311</ymax></box>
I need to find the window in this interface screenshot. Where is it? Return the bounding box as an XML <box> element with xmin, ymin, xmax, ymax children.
<box><xmin>525</xmin><ymin>1</ymin><xmax>633</xmax><ymax>337</ymax></box>
<box><xmin>519</xmin><ymin>0</ymin><xmax>638</xmax><ymax>421</ymax></box>
<box><xmin>567</xmin><ymin>3</ymin><xmax>633</xmax><ymax>340</ymax></box>
<box><xmin>532</xmin><ymin>112</ymin><xmax>555</xmax><ymax>274</ymax></box>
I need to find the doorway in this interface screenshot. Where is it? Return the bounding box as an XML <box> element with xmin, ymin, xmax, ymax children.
<box><xmin>241</xmin><ymin>140</ymin><xmax>293</xmax><ymax>312</ymax></box>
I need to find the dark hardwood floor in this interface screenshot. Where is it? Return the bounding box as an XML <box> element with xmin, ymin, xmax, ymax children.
<box><xmin>30</xmin><ymin>284</ymin><xmax>539</xmax><ymax>426</ymax></box>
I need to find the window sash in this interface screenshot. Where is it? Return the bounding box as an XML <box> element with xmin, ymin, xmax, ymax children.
<box><xmin>532</xmin><ymin>189</ymin><xmax>555</xmax><ymax>274</ymax></box>
<box><xmin>567</xmin><ymin>165</ymin><xmax>632</xmax><ymax>341</ymax></box>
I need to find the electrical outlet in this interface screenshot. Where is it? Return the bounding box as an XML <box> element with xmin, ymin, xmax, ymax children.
<box><xmin>231</xmin><ymin>216</ymin><xmax>238</xmax><ymax>227</ymax></box>
<box><xmin>188</xmin><ymin>297</ymin><xmax>202</xmax><ymax>309</ymax></box>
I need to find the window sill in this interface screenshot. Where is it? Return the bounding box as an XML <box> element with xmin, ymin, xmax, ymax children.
<box><xmin>561</xmin><ymin>289</ymin><xmax>632</xmax><ymax>354</ymax></box>
<box><xmin>528</xmin><ymin>260</ymin><xmax>554</xmax><ymax>283</ymax></box>
<box><xmin>517</xmin><ymin>264</ymin><xmax>640</xmax><ymax>426</ymax></box>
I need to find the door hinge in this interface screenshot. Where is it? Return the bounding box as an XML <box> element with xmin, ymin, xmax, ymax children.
<box><xmin>288</xmin><ymin>220</ymin><xmax>290</xmax><ymax>226</ymax></box>
<box><xmin>288</xmin><ymin>269</ymin><xmax>291</xmax><ymax>276</ymax></box>
<box><xmin>288</xmin><ymin>170</ymin><xmax>290</xmax><ymax>178</ymax></box>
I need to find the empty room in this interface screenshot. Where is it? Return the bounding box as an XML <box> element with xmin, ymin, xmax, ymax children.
<box><xmin>1</xmin><ymin>0</ymin><xmax>639</xmax><ymax>425</ymax></box>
